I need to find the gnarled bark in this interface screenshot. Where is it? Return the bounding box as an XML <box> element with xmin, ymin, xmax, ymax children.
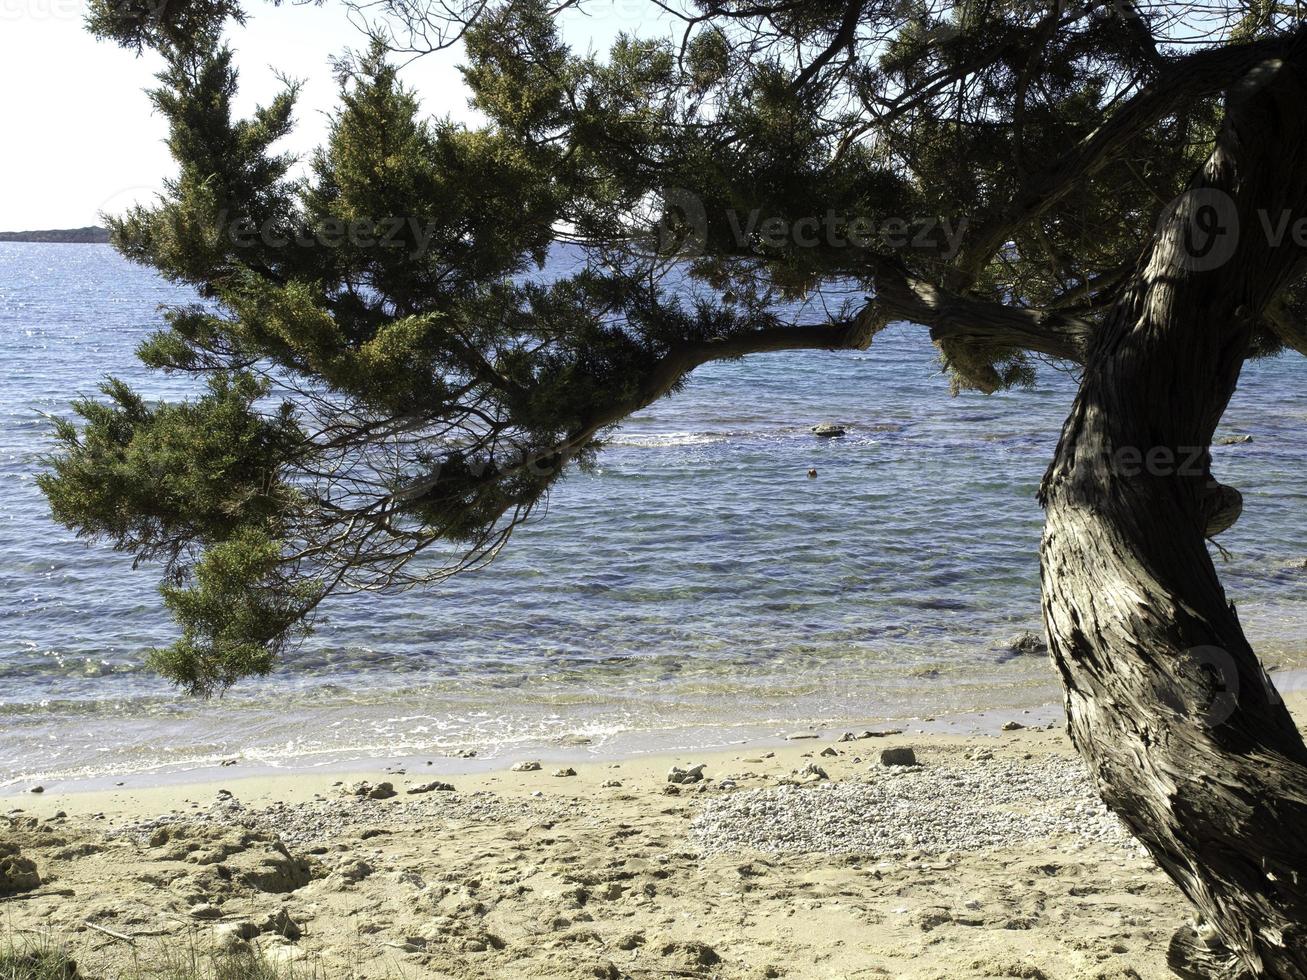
<box><xmin>1039</xmin><ymin>46</ymin><xmax>1307</xmax><ymax>977</ymax></box>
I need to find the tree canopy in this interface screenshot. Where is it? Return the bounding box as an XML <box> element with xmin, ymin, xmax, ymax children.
<box><xmin>42</xmin><ymin>0</ymin><xmax>1307</xmax><ymax>695</ymax></box>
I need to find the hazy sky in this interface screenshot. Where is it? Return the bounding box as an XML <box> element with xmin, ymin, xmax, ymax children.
<box><xmin>0</xmin><ymin>1</ymin><xmax>656</xmax><ymax>230</ymax></box>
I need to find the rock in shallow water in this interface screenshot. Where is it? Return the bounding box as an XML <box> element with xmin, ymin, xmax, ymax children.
<box><xmin>810</xmin><ymin>423</ymin><xmax>847</xmax><ymax>437</ymax></box>
<box><xmin>1006</xmin><ymin>631</ymin><xmax>1048</xmax><ymax>656</ymax></box>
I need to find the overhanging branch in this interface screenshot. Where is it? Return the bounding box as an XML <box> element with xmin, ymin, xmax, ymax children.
<box><xmin>951</xmin><ymin>33</ymin><xmax>1298</xmax><ymax>288</ymax></box>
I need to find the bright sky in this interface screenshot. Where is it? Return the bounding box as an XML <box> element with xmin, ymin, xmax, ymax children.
<box><xmin>0</xmin><ymin>0</ymin><xmax>661</xmax><ymax>231</ymax></box>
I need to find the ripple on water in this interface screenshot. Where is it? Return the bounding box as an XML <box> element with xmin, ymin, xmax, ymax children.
<box><xmin>2</xmin><ymin>242</ymin><xmax>1307</xmax><ymax>783</ymax></box>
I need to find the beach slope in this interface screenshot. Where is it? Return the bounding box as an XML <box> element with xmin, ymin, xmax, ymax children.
<box><xmin>5</xmin><ymin>699</ymin><xmax>1305</xmax><ymax>979</ymax></box>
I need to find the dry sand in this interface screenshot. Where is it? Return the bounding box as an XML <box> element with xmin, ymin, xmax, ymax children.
<box><xmin>4</xmin><ymin>693</ymin><xmax>1306</xmax><ymax>980</ymax></box>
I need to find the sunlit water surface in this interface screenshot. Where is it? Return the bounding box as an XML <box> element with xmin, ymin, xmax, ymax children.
<box><xmin>3</xmin><ymin>243</ymin><xmax>1306</xmax><ymax>786</ymax></box>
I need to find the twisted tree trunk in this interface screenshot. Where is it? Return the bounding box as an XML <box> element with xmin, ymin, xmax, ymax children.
<box><xmin>1039</xmin><ymin>50</ymin><xmax>1307</xmax><ymax>978</ymax></box>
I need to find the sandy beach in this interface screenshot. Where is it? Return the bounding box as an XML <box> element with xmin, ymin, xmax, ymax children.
<box><xmin>7</xmin><ymin>688</ymin><xmax>1304</xmax><ymax>980</ymax></box>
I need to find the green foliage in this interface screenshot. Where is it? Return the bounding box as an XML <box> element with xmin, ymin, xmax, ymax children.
<box><xmin>151</xmin><ymin>525</ymin><xmax>319</xmax><ymax>695</ymax></box>
<box><xmin>43</xmin><ymin>0</ymin><xmax>1302</xmax><ymax>691</ymax></box>
<box><xmin>85</xmin><ymin>0</ymin><xmax>244</xmax><ymax>54</ymax></box>
<box><xmin>39</xmin><ymin>373</ymin><xmax>299</xmax><ymax>559</ymax></box>
<box><xmin>38</xmin><ymin>373</ymin><xmax>307</xmax><ymax>696</ymax></box>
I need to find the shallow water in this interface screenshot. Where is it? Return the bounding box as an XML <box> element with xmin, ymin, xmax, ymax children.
<box><xmin>2</xmin><ymin>242</ymin><xmax>1306</xmax><ymax>785</ymax></box>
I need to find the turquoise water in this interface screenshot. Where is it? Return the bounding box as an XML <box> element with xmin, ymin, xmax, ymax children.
<box><xmin>3</xmin><ymin>242</ymin><xmax>1306</xmax><ymax>785</ymax></box>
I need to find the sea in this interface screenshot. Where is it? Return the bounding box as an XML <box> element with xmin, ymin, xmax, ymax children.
<box><xmin>3</xmin><ymin>241</ymin><xmax>1306</xmax><ymax>789</ymax></box>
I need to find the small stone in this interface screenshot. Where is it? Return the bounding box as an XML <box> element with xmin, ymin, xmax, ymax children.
<box><xmin>1006</xmin><ymin>631</ymin><xmax>1047</xmax><ymax>656</ymax></box>
<box><xmin>1218</xmin><ymin>433</ymin><xmax>1254</xmax><ymax>445</ymax></box>
<box><xmin>511</xmin><ymin>761</ymin><xmax>542</xmax><ymax>772</ymax></box>
<box><xmin>820</xmin><ymin>747</ymin><xmax>839</xmax><ymax>757</ymax></box>
<box><xmin>879</xmin><ymin>747</ymin><xmax>917</xmax><ymax>767</ymax></box>
<box><xmin>29</xmin><ymin>786</ymin><xmax>44</xmax><ymax>794</ymax></box>
<box><xmin>342</xmin><ymin>780</ymin><xmax>396</xmax><ymax>799</ymax></box>
<box><xmin>556</xmin><ymin>734</ymin><xmax>592</xmax><ymax>746</ymax></box>
<box><xmin>793</xmin><ymin>763</ymin><xmax>828</xmax><ymax>782</ymax></box>
<box><xmin>600</xmin><ymin>779</ymin><xmax>623</xmax><ymax>788</ymax></box>
<box><xmin>189</xmin><ymin>903</ymin><xmax>223</xmax><ymax>920</ymax></box>
<box><xmin>406</xmin><ymin>781</ymin><xmax>454</xmax><ymax>794</ymax></box>
<box><xmin>667</xmin><ymin>764</ymin><xmax>707</xmax><ymax>785</ymax></box>
<box><xmin>260</xmin><ymin>908</ymin><xmax>302</xmax><ymax>940</ymax></box>
<box><xmin>213</xmin><ymin>922</ymin><xmax>254</xmax><ymax>953</ymax></box>
<box><xmin>810</xmin><ymin>423</ymin><xmax>846</xmax><ymax>437</ymax></box>
<box><xmin>553</xmin><ymin>767</ymin><xmax>577</xmax><ymax>778</ymax></box>
<box><xmin>336</xmin><ymin>859</ymin><xmax>374</xmax><ymax>884</ymax></box>
<box><xmin>1002</xmin><ymin>721</ymin><xmax>1025</xmax><ymax>732</ymax></box>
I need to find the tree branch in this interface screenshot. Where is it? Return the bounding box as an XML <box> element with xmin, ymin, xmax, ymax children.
<box><xmin>951</xmin><ymin>33</ymin><xmax>1297</xmax><ymax>288</ymax></box>
<box><xmin>872</xmin><ymin>259</ymin><xmax>1092</xmax><ymax>363</ymax></box>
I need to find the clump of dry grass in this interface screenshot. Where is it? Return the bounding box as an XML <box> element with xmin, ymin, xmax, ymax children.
<box><xmin>0</xmin><ymin>933</ymin><xmax>328</xmax><ymax>980</ymax></box>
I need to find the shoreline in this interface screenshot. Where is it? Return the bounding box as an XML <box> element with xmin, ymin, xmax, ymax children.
<box><xmin>7</xmin><ymin>664</ymin><xmax>1306</xmax><ymax>800</ymax></box>
<box><xmin>11</xmin><ymin>698</ymin><xmax>1304</xmax><ymax>978</ymax></box>
<box><xmin>6</xmin><ymin>715</ymin><xmax>1071</xmax><ymax>825</ymax></box>
<box><xmin>1</xmin><ymin>692</ymin><xmax>1078</xmax><ymax>800</ymax></box>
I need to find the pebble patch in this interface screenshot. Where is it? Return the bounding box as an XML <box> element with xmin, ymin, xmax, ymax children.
<box><xmin>692</xmin><ymin>755</ymin><xmax>1135</xmax><ymax>856</ymax></box>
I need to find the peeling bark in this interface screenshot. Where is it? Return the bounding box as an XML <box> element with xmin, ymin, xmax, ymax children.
<box><xmin>1039</xmin><ymin>48</ymin><xmax>1307</xmax><ymax>977</ymax></box>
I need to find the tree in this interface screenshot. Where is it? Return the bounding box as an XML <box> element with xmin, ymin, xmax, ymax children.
<box><xmin>41</xmin><ymin>0</ymin><xmax>1307</xmax><ymax>973</ymax></box>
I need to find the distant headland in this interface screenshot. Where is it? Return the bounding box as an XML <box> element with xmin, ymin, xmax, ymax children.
<box><xmin>0</xmin><ymin>226</ymin><xmax>110</xmax><ymax>244</ymax></box>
